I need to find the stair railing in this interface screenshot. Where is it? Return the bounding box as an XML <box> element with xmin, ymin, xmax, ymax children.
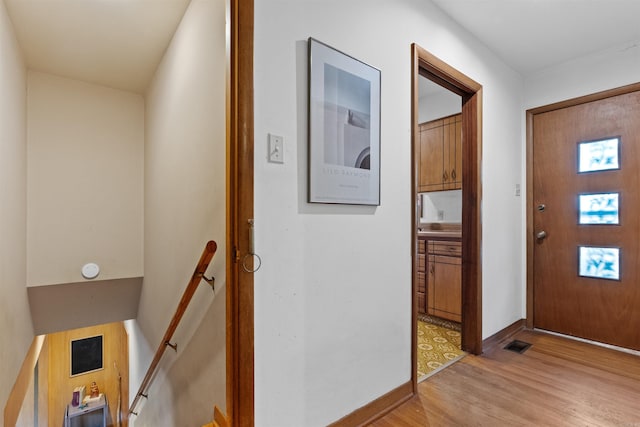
<box><xmin>129</xmin><ymin>240</ymin><xmax>218</xmax><ymax>415</ymax></box>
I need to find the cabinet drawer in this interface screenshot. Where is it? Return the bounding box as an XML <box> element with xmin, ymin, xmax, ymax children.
<box><xmin>418</xmin><ymin>239</ymin><xmax>426</xmax><ymax>254</ymax></box>
<box><xmin>428</xmin><ymin>240</ymin><xmax>461</xmax><ymax>257</ymax></box>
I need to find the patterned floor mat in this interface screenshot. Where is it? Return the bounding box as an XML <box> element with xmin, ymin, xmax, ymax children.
<box><xmin>417</xmin><ymin>320</ymin><xmax>465</xmax><ymax>380</ymax></box>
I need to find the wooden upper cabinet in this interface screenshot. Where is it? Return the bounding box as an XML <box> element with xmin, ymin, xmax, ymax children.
<box><xmin>419</xmin><ymin>119</ymin><xmax>444</xmax><ymax>191</ymax></box>
<box><xmin>450</xmin><ymin>115</ymin><xmax>462</xmax><ymax>189</ymax></box>
<box><xmin>418</xmin><ymin>113</ymin><xmax>462</xmax><ymax>192</ymax></box>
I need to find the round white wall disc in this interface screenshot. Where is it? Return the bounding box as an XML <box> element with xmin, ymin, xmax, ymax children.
<box><xmin>82</xmin><ymin>263</ymin><xmax>100</xmax><ymax>279</ymax></box>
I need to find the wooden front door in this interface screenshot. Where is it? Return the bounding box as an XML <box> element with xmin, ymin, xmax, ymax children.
<box><xmin>531</xmin><ymin>89</ymin><xmax>640</xmax><ymax>350</ymax></box>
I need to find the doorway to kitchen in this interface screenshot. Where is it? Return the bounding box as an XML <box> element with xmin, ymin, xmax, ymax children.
<box><xmin>411</xmin><ymin>44</ymin><xmax>483</xmax><ymax>389</ymax></box>
<box><xmin>416</xmin><ymin>76</ymin><xmax>464</xmax><ymax>380</ymax></box>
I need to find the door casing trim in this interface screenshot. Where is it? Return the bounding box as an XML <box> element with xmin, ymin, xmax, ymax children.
<box><xmin>411</xmin><ymin>44</ymin><xmax>484</xmax><ymax>393</ymax></box>
<box><xmin>227</xmin><ymin>0</ymin><xmax>254</xmax><ymax>425</ymax></box>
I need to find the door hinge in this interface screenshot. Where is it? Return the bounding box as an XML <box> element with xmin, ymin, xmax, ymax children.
<box><xmin>233</xmin><ymin>247</ymin><xmax>240</xmax><ymax>262</ymax></box>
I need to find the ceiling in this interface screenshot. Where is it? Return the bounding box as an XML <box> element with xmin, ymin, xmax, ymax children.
<box><xmin>430</xmin><ymin>0</ymin><xmax>640</xmax><ymax>75</ymax></box>
<box><xmin>6</xmin><ymin>0</ymin><xmax>640</xmax><ymax>93</ymax></box>
<box><xmin>4</xmin><ymin>0</ymin><xmax>191</xmax><ymax>93</ymax></box>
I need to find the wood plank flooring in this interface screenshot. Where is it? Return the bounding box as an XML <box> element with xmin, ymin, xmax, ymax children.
<box><xmin>371</xmin><ymin>329</ymin><xmax>640</xmax><ymax>426</ymax></box>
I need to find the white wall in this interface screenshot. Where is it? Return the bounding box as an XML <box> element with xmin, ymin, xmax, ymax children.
<box><xmin>253</xmin><ymin>0</ymin><xmax>524</xmax><ymax>425</ymax></box>
<box><xmin>0</xmin><ymin>0</ymin><xmax>34</xmax><ymax>413</ymax></box>
<box><xmin>525</xmin><ymin>40</ymin><xmax>640</xmax><ymax>109</ymax></box>
<box><xmin>130</xmin><ymin>0</ymin><xmax>227</xmax><ymax>424</ymax></box>
<box><xmin>26</xmin><ymin>71</ymin><xmax>144</xmax><ymax>286</ymax></box>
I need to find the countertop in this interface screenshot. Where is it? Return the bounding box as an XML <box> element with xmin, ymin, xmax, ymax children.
<box><xmin>418</xmin><ymin>222</ymin><xmax>462</xmax><ymax>239</ymax></box>
<box><xmin>418</xmin><ymin>230</ymin><xmax>462</xmax><ymax>239</ymax></box>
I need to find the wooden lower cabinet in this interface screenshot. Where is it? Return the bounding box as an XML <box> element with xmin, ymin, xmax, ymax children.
<box><xmin>417</xmin><ymin>239</ymin><xmax>427</xmax><ymax>314</ymax></box>
<box><xmin>420</xmin><ymin>238</ymin><xmax>462</xmax><ymax>322</ymax></box>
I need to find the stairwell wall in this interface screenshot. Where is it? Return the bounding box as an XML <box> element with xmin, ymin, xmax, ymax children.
<box><xmin>25</xmin><ymin>71</ymin><xmax>144</xmax><ymax>288</ymax></box>
<box><xmin>129</xmin><ymin>0</ymin><xmax>227</xmax><ymax>424</ymax></box>
<box><xmin>0</xmin><ymin>0</ymin><xmax>33</xmax><ymax>419</ymax></box>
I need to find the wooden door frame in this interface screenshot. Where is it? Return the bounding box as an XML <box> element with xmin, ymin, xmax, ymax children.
<box><xmin>411</xmin><ymin>44</ymin><xmax>483</xmax><ymax>390</ymax></box>
<box><xmin>227</xmin><ymin>0</ymin><xmax>254</xmax><ymax>425</ymax></box>
<box><xmin>525</xmin><ymin>82</ymin><xmax>640</xmax><ymax>329</ymax></box>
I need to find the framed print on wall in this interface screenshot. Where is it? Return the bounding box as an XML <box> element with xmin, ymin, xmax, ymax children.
<box><xmin>70</xmin><ymin>334</ymin><xmax>104</xmax><ymax>377</ymax></box>
<box><xmin>308</xmin><ymin>37</ymin><xmax>381</xmax><ymax>205</ymax></box>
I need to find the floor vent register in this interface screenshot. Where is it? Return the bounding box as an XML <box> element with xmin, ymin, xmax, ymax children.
<box><xmin>503</xmin><ymin>340</ymin><xmax>532</xmax><ymax>354</ymax></box>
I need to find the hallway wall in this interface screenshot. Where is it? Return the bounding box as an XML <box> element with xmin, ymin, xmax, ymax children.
<box><xmin>0</xmin><ymin>0</ymin><xmax>33</xmax><ymax>413</ymax></box>
<box><xmin>253</xmin><ymin>0</ymin><xmax>524</xmax><ymax>425</ymax></box>
<box><xmin>525</xmin><ymin>39</ymin><xmax>640</xmax><ymax>109</ymax></box>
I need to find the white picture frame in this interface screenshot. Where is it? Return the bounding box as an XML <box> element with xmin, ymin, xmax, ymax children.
<box><xmin>308</xmin><ymin>38</ymin><xmax>381</xmax><ymax>205</ymax></box>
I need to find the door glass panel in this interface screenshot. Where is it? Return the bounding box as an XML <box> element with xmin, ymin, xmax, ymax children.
<box><xmin>578</xmin><ymin>137</ymin><xmax>620</xmax><ymax>173</ymax></box>
<box><xmin>579</xmin><ymin>246</ymin><xmax>620</xmax><ymax>280</ymax></box>
<box><xmin>578</xmin><ymin>193</ymin><xmax>619</xmax><ymax>224</ymax></box>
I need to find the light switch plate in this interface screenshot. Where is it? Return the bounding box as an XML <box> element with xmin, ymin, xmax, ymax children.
<box><xmin>268</xmin><ymin>134</ymin><xmax>284</xmax><ymax>164</ymax></box>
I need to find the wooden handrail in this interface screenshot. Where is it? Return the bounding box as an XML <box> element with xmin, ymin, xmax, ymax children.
<box><xmin>130</xmin><ymin>240</ymin><xmax>218</xmax><ymax>414</ymax></box>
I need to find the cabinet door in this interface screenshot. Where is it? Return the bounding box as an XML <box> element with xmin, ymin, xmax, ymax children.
<box><xmin>417</xmin><ymin>271</ymin><xmax>426</xmax><ymax>314</ymax></box>
<box><xmin>442</xmin><ymin>116</ymin><xmax>454</xmax><ymax>190</ymax></box>
<box><xmin>450</xmin><ymin>115</ymin><xmax>462</xmax><ymax>190</ymax></box>
<box><xmin>418</xmin><ymin>114</ymin><xmax>462</xmax><ymax>192</ymax></box>
<box><xmin>419</xmin><ymin>121</ymin><xmax>445</xmax><ymax>192</ymax></box>
<box><xmin>442</xmin><ymin>115</ymin><xmax>462</xmax><ymax>190</ymax></box>
<box><xmin>417</xmin><ymin>240</ymin><xmax>427</xmax><ymax>314</ymax></box>
<box><xmin>428</xmin><ymin>255</ymin><xmax>462</xmax><ymax>322</ymax></box>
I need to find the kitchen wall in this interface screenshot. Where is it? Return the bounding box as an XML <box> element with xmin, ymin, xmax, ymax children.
<box><xmin>129</xmin><ymin>0</ymin><xmax>227</xmax><ymax>424</ymax></box>
<box><xmin>421</xmin><ymin>190</ymin><xmax>462</xmax><ymax>223</ymax></box>
<box><xmin>26</xmin><ymin>71</ymin><xmax>144</xmax><ymax>287</ymax></box>
<box><xmin>0</xmin><ymin>0</ymin><xmax>33</xmax><ymax>417</ymax></box>
<box><xmin>253</xmin><ymin>0</ymin><xmax>524</xmax><ymax>425</ymax></box>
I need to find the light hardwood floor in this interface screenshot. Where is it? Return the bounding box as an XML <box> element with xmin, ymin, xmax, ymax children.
<box><xmin>371</xmin><ymin>329</ymin><xmax>640</xmax><ymax>426</ymax></box>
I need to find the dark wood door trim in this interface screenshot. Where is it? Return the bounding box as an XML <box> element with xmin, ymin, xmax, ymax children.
<box><xmin>411</xmin><ymin>44</ymin><xmax>483</xmax><ymax>392</ymax></box>
<box><xmin>227</xmin><ymin>0</ymin><xmax>254</xmax><ymax>425</ymax></box>
<box><xmin>526</xmin><ymin>81</ymin><xmax>640</xmax><ymax>330</ymax></box>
